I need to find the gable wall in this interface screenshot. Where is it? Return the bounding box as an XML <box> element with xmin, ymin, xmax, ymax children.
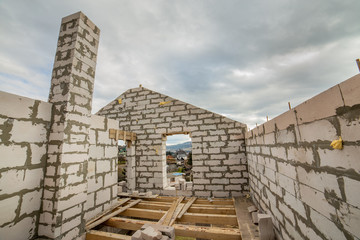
<box><xmin>97</xmin><ymin>87</ymin><xmax>248</xmax><ymax>198</ymax></box>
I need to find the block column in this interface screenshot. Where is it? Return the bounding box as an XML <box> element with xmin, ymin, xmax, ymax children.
<box><xmin>38</xmin><ymin>12</ymin><xmax>100</xmax><ymax>239</ymax></box>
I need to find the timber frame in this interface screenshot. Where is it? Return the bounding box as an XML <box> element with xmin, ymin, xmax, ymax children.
<box><xmin>85</xmin><ymin>196</ymin><xmax>259</xmax><ymax>240</ymax></box>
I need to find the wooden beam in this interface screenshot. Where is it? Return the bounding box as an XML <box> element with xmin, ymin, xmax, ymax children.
<box><xmin>86</xmin><ymin>199</ymin><xmax>141</xmax><ymax>230</ymax></box>
<box><xmin>86</xmin><ymin>198</ymin><xmax>130</xmax><ymax>228</ymax></box>
<box><xmin>174</xmin><ymin>223</ymin><xmax>242</xmax><ymax>240</ymax></box>
<box><xmin>178</xmin><ymin>212</ymin><xmax>238</xmax><ymax>226</ymax></box>
<box><xmin>177</xmin><ymin>197</ymin><xmax>196</xmax><ymax>219</ymax></box>
<box><xmin>120</xmin><ymin>208</ymin><xmax>164</xmax><ymax>220</ymax></box>
<box><xmin>104</xmin><ymin>217</ymin><xmax>241</xmax><ymax>240</ymax></box>
<box><xmin>188</xmin><ymin>206</ymin><xmax>236</xmax><ymax>215</ymax></box>
<box><xmin>86</xmin><ymin>230</ymin><xmax>131</xmax><ymax>240</ymax></box>
<box><xmin>105</xmin><ymin>217</ymin><xmax>155</xmax><ymax>231</ymax></box>
<box><xmin>132</xmin><ymin>202</ymin><xmax>171</xmax><ymax>211</ymax></box>
<box><xmin>194</xmin><ymin>199</ymin><xmax>234</xmax><ymax>205</ymax></box>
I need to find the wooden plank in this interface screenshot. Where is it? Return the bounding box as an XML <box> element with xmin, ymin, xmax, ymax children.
<box><xmin>174</xmin><ymin>223</ymin><xmax>242</xmax><ymax>240</ymax></box>
<box><xmin>86</xmin><ymin>199</ymin><xmax>141</xmax><ymax>230</ymax></box>
<box><xmin>194</xmin><ymin>199</ymin><xmax>234</xmax><ymax>205</ymax></box>
<box><xmin>169</xmin><ymin>203</ymin><xmax>185</xmax><ymax>226</ymax></box>
<box><xmin>105</xmin><ymin>217</ymin><xmax>241</xmax><ymax>240</ymax></box>
<box><xmin>105</xmin><ymin>217</ymin><xmax>155</xmax><ymax>231</ymax></box>
<box><xmin>233</xmin><ymin>197</ymin><xmax>257</xmax><ymax>240</ymax></box>
<box><xmin>86</xmin><ymin>230</ymin><xmax>131</xmax><ymax>240</ymax></box>
<box><xmin>178</xmin><ymin>212</ymin><xmax>238</xmax><ymax>226</ymax></box>
<box><xmin>188</xmin><ymin>206</ymin><xmax>236</xmax><ymax>215</ymax></box>
<box><xmin>177</xmin><ymin>197</ymin><xmax>196</xmax><ymax>219</ymax></box>
<box><xmin>132</xmin><ymin>202</ymin><xmax>171</xmax><ymax>211</ymax></box>
<box><xmin>120</xmin><ymin>208</ymin><xmax>164</xmax><ymax>220</ymax></box>
<box><xmin>159</xmin><ymin>196</ymin><xmax>184</xmax><ymax>225</ymax></box>
<box><xmin>85</xmin><ymin>198</ymin><xmax>130</xmax><ymax>228</ymax></box>
<box><xmin>118</xmin><ymin>192</ymin><xmax>159</xmax><ymax>199</ymax></box>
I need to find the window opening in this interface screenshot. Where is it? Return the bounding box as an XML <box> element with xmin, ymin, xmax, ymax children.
<box><xmin>164</xmin><ymin>134</ymin><xmax>193</xmax><ymax>190</ymax></box>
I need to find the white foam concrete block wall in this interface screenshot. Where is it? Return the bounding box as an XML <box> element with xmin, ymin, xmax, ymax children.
<box><xmin>0</xmin><ymin>91</ymin><xmax>52</xmax><ymax>239</ymax></box>
<box><xmin>97</xmin><ymin>87</ymin><xmax>248</xmax><ymax>198</ymax></box>
<box><xmin>246</xmin><ymin>74</ymin><xmax>360</xmax><ymax>240</ymax></box>
<box><xmin>85</xmin><ymin>114</ymin><xmax>119</xmax><ymax>221</ymax></box>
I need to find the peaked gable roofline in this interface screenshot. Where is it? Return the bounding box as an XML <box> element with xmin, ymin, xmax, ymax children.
<box><xmin>97</xmin><ymin>86</ymin><xmax>247</xmax><ymax>127</ymax></box>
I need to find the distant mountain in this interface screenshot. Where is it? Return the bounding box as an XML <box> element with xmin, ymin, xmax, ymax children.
<box><xmin>166</xmin><ymin>141</ymin><xmax>192</xmax><ymax>152</ymax></box>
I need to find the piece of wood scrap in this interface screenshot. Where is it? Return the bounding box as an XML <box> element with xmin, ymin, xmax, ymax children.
<box><xmin>169</xmin><ymin>203</ymin><xmax>184</xmax><ymax>226</ymax></box>
<box><xmin>86</xmin><ymin>198</ymin><xmax>130</xmax><ymax>228</ymax></box>
<box><xmin>158</xmin><ymin>196</ymin><xmax>184</xmax><ymax>226</ymax></box>
<box><xmin>86</xmin><ymin>199</ymin><xmax>141</xmax><ymax>230</ymax></box>
<box><xmin>177</xmin><ymin>197</ymin><xmax>197</xmax><ymax>219</ymax></box>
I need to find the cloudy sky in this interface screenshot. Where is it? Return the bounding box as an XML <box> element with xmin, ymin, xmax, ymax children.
<box><xmin>1</xmin><ymin>0</ymin><xmax>359</xmax><ymax>138</ymax></box>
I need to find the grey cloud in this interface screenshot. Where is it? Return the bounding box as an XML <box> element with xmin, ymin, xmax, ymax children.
<box><xmin>1</xmin><ymin>0</ymin><xmax>359</xmax><ymax>131</ymax></box>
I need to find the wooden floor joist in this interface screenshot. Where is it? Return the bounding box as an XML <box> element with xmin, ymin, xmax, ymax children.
<box><xmin>86</xmin><ymin>230</ymin><xmax>131</xmax><ymax>240</ymax></box>
<box><xmin>87</xmin><ymin>196</ymin><xmax>257</xmax><ymax>240</ymax></box>
<box><xmin>104</xmin><ymin>217</ymin><xmax>242</xmax><ymax>240</ymax></box>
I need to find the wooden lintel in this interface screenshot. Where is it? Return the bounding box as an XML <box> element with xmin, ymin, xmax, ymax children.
<box><xmin>105</xmin><ymin>217</ymin><xmax>241</xmax><ymax>240</ymax></box>
<box><xmin>109</xmin><ymin>129</ymin><xmax>137</xmax><ymax>141</ymax></box>
<box><xmin>86</xmin><ymin>230</ymin><xmax>131</xmax><ymax>240</ymax></box>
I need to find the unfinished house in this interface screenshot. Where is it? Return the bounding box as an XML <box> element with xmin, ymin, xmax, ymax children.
<box><xmin>0</xmin><ymin>11</ymin><xmax>359</xmax><ymax>240</ymax></box>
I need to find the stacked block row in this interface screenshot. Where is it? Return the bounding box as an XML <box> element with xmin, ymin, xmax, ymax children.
<box><xmin>246</xmin><ymin>74</ymin><xmax>360</xmax><ymax>240</ymax></box>
<box><xmin>0</xmin><ymin>91</ymin><xmax>52</xmax><ymax>239</ymax></box>
<box><xmin>97</xmin><ymin>87</ymin><xmax>248</xmax><ymax>198</ymax></box>
<box><xmin>85</xmin><ymin>115</ymin><xmax>119</xmax><ymax>221</ymax></box>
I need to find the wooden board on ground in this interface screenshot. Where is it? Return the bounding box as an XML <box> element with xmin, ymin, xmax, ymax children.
<box><xmin>118</xmin><ymin>192</ymin><xmax>159</xmax><ymax>199</ymax></box>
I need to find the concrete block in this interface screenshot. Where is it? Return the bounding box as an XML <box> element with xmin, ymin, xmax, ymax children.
<box><xmin>298</xmin><ymin>119</ymin><xmax>337</xmax><ymax>143</ymax></box>
<box><xmin>295</xmin><ymin>84</ymin><xmax>344</xmax><ymax>125</ymax></box>
<box><xmin>0</xmin><ymin>144</ymin><xmax>27</xmax><ymax>168</ymax></box>
<box><xmin>252</xmin><ymin>211</ymin><xmax>259</xmax><ymax>224</ymax></box>
<box><xmin>343</xmin><ymin>177</ymin><xmax>360</xmax><ymax>208</ymax></box>
<box><xmin>318</xmin><ymin>146</ymin><xmax>360</xmax><ymax>172</ymax></box>
<box><xmin>0</xmin><ymin>91</ymin><xmax>34</xmax><ymax>119</ymax></box>
<box><xmin>20</xmin><ymin>189</ymin><xmax>42</xmax><ymax>216</ymax></box>
<box><xmin>96</xmin><ymin>188</ymin><xmax>111</xmax><ymax>205</ymax></box>
<box><xmin>258</xmin><ymin>214</ymin><xmax>275</xmax><ymax>240</ymax></box>
<box><xmin>339</xmin><ymin>74</ymin><xmax>360</xmax><ymax>107</ymax></box>
<box><xmin>0</xmin><ymin>216</ymin><xmax>37</xmax><ymax>240</ymax></box>
<box><xmin>131</xmin><ymin>230</ymin><xmax>143</xmax><ymax>240</ymax></box>
<box><xmin>0</xmin><ymin>195</ymin><xmax>19</xmax><ymax>225</ymax></box>
<box><xmin>287</xmin><ymin>146</ymin><xmax>314</xmax><ymax>165</ymax></box>
<box><xmin>248</xmin><ymin>205</ymin><xmax>257</xmax><ymax>213</ymax></box>
<box><xmin>310</xmin><ymin>207</ymin><xmax>347</xmax><ymax>240</ymax></box>
<box><xmin>141</xmin><ymin>226</ymin><xmax>162</xmax><ymax>240</ymax></box>
<box><xmin>10</xmin><ymin>120</ymin><xmax>48</xmax><ymax>143</ymax></box>
<box><xmin>141</xmin><ymin>224</ymin><xmax>175</xmax><ymax>239</ymax></box>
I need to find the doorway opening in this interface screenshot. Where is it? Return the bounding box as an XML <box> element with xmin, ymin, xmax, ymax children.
<box><xmin>163</xmin><ymin>133</ymin><xmax>193</xmax><ymax>190</ymax></box>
